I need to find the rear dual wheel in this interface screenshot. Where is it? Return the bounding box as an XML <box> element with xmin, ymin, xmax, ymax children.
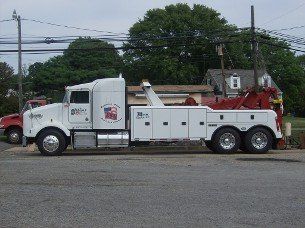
<box><xmin>211</xmin><ymin>128</ymin><xmax>241</xmax><ymax>154</ymax></box>
<box><xmin>208</xmin><ymin>127</ymin><xmax>272</xmax><ymax>154</ymax></box>
<box><xmin>243</xmin><ymin>127</ymin><xmax>272</xmax><ymax>154</ymax></box>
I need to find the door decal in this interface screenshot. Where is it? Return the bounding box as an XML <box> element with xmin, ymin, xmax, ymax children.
<box><xmin>101</xmin><ymin>104</ymin><xmax>122</xmax><ymax>123</ymax></box>
<box><xmin>71</xmin><ymin>108</ymin><xmax>87</xmax><ymax>116</ymax></box>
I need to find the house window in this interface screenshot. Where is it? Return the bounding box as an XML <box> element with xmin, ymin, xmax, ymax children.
<box><xmin>230</xmin><ymin>73</ymin><xmax>241</xmax><ymax>89</ymax></box>
<box><xmin>261</xmin><ymin>74</ymin><xmax>271</xmax><ymax>87</ymax></box>
<box><xmin>233</xmin><ymin>78</ymin><xmax>238</xmax><ymax>88</ymax></box>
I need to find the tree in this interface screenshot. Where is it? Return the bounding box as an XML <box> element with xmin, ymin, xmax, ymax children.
<box><xmin>297</xmin><ymin>54</ymin><xmax>305</xmax><ymax>69</ymax></box>
<box><xmin>123</xmin><ymin>3</ymin><xmax>305</xmax><ymax>115</ymax></box>
<box><xmin>0</xmin><ymin>62</ymin><xmax>18</xmax><ymax>116</ymax></box>
<box><xmin>28</xmin><ymin>38</ymin><xmax>122</xmax><ymax>100</ymax></box>
<box><xmin>123</xmin><ymin>3</ymin><xmax>238</xmax><ymax>85</ymax></box>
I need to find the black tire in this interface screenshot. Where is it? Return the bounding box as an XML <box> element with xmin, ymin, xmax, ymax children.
<box><xmin>37</xmin><ymin>129</ymin><xmax>66</xmax><ymax>156</ymax></box>
<box><xmin>244</xmin><ymin>127</ymin><xmax>272</xmax><ymax>154</ymax></box>
<box><xmin>212</xmin><ymin>128</ymin><xmax>241</xmax><ymax>154</ymax></box>
<box><xmin>205</xmin><ymin>141</ymin><xmax>215</xmax><ymax>152</ymax></box>
<box><xmin>7</xmin><ymin>128</ymin><xmax>22</xmax><ymax>144</ymax></box>
<box><xmin>64</xmin><ymin>139</ymin><xmax>69</xmax><ymax>151</ymax></box>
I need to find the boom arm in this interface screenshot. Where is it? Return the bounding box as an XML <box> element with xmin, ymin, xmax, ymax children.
<box><xmin>141</xmin><ymin>81</ymin><xmax>164</xmax><ymax>106</ymax></box>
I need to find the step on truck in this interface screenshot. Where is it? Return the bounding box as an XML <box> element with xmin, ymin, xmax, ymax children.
<box><xmin>22</xmin><ymin>76</ymin><xmax>282</xmax><ymax>155</ymax></box>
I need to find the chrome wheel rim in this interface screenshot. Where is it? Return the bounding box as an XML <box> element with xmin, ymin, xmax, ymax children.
<box><xmin>219</xmin><ymin>133</ymin><xmax>236</xmax><ymax>150</ymax></box>
<box><xmin>9</xmin><ymin>132</ymin><xmax>19</xmax><ymax>143</ymax></box>
<box><xmin>43</xmin><ymin>135</ymin><xmax>59</xmax><ymax>153</ymax></box>
<box><xmin>251</xmin><ymin>132</ymin><xmax>268</xmax><ymax>150</ymax></box>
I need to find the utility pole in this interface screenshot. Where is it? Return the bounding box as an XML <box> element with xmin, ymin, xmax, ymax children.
<box><xmin>217</xmin><ymin>44</ymin><xmax>226</xmax><ymax>97</ymax></box>
<box><xmin>12</xmin><ymin>10</ymin><xmax>23</xmax><ymax>112</ymax></box>
<box><xmin>251</xmin><ymin>5</ymin><xmax>259</xmax><ymax>92</ymax></box>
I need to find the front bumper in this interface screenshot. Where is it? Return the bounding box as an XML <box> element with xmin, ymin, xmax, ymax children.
<box><xmin>0</xmin><ymin>128</ymin><xmax>5</xmax><ymax>136</ymax></box>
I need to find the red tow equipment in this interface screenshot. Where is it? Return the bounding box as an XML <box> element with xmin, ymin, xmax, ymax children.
<box><xmin>206</xmin><ymin>87</ymin><xmax>283</xmax><ymax>128</ymax></box>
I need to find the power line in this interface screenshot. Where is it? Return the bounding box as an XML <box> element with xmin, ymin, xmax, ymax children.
<box><xmin>0</xmin><ymin>27</ymin><xmax>249</xmax><ymax>44</ymax></box>
<box><xmin>0</xmin><ymin>31</ymin><xmax>251</xmax><ymax>55</ymax></box>
<box><xmin>260</xmin><ymin>1</ymin><xmax>305</xmax><ymax>26</ymax></box>
<box><xmin>269</xmin><ymin>25</ymin><xmax>305</xmax><ymax>32</ymax></box>
<box><xmin>22</xmin><ymin>18</ymin><xmax>129</xmax><ymax>35</ymax></box>
<box><xmin>258</xmin><ymin>28</ymin><xmax>305</xmax><ymax>40</ymax></box>
<box><xmin>259</xmin><ymin>41</ymin><xmax>305</xmax><ymax>53</ymax></box>
<box><xmin>0</xmin><ymin>19</ymin><xmax>13</xmax><ymax>23</ymax></box>
<box><xmin>0</xmin><ymin>39</ymin><xmax>247</xmax><ymax>53</ymax></box>
<box><xmin>257</xmin><ymin>28</ymin><xmax>305</xmax><ymax>47</ymax></box>
<box><xmin>0</xmin><ymin>33</ymin><xmax>248</xmax><ymax>45</ymax></box>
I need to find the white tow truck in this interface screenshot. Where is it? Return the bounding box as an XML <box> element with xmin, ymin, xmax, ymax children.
<box><xmin>23</xmin><ymin>76</ymin><xmax>282</xmax><ymax>155</ymax></box>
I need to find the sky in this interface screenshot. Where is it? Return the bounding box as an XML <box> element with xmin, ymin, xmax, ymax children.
<box><xmin>0</xmin><ymin>0</ymin><xmax>305</xmax><ymax>72</ymax></box>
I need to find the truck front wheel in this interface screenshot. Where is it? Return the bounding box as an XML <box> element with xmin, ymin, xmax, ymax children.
<box><xmin>7</xmin><ymin>128</ymin><xmax>22</xmax><ymax>144</ymax></box>
<box><xmin>212</xmin><ymin>128</ymin><xmax>241</xmax><ymax>154</ymax></box>
<box><xmin>37</xmin><ymin>129</ymin><xmax>66</xmax><ymax>156</ymax></box>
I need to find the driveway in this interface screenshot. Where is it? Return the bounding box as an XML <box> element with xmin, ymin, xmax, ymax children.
<box><xmin>1</xmin><ymin>148</ymin><xmax>305</xmax><ymax>227</ymax></box>
<box><xmin>0</xmin><ymin>140</ymin><xmax>15</xmax><ymax>152</ymax></box>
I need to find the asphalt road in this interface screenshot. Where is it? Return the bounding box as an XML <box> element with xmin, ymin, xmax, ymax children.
<box><xmin>0</xmin><ymin>140</ymin><xmax>15</xmax><ymax>152</ymax></box>
<box><xmin>1</xmin><ymin>148</ymin><xmax>305</xmax><ymax>227</ymax></box>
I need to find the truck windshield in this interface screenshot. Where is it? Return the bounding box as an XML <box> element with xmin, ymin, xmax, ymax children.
<box><xmin>21</xmin><ymin>103</ymin><xmax>30</xmax><ymax>113</ymax></box>
<box><xmin>62</xmin><ymin>92</ymin><xmax>68</xmax><ymax>103</ymax></box>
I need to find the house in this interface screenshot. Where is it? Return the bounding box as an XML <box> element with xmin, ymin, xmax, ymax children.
<box><xmin>205</xmin><ymin>69</ymin><xmax>282</xmax><ymax>98</ymax></box>
<box><xmin>127</xmin><ymin>85</ymin><xmax>214</xmax><ymax>105</ymax></box>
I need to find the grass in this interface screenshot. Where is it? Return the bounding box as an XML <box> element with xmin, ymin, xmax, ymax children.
<box><xmin>0</xmin><ymin>136</ymin><xmax>7</xmax><ymax>142</ymax></box>
<box><xmin>282</xmin><ymin>116</ymin><xmax>305</xmax><ymax>143</ymax></box>
<box><xmin>283</xmin><ymin>116</ymin><xmax>305</xmax><ymax>129</ymax></box>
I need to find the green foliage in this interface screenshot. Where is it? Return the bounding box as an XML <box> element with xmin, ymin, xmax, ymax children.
<box><xmin>258</xmin><ymin>41</ymin><xmax>305</xmax><ymax>115</ymax></box>
<box><xmin>0</xmin><ymin>62</ymin><xmax>19</xmax><ymax>116</ymax></box>
<box><xmin>28</xmin><ymin>38</ymin><xmax>122</xmax><ymax>100</ymax></box>
<box><xmin>123</xmin><ymin>3</ymin><xmax>235</xmax><ymax>84</ymax></box>
<box><xmin>122</xmin><ymin>3</ymin><xmax>305</xmax><ymax>115</ymax></box>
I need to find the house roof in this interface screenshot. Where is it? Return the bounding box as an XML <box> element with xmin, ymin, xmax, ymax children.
<box><xmin>127</xmin><ymin>85</ymin><xmax>213</xmax><ymax>93</ymax></box>
<box><xmin>206</xmin><ymin>69</ymin><xmax>282</xmax><ymax>93</ymax></box>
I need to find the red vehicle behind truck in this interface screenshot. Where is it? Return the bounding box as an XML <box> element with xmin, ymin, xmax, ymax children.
<box><xmin>0</xmin><ymin>99</ymin><xmax>48</xmax><ymax>144</ymax></box>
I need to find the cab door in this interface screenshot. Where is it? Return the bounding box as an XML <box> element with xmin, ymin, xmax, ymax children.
<box><xmin>68</xmin><ymin>90</ymin><xmax>91</xmax><ymax>124</ymax></box>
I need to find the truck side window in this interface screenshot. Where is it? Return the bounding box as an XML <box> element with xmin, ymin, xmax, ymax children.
<box><xmin>70</xmin><ymin>91</ymin><xmax>89</xmax><ymax>104</ymax></box>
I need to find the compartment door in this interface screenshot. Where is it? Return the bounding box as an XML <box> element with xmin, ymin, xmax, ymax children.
<box><xmin>170</xmin><ymin>109</ymin><xmax>189</xmax><ymax>139</ymax></box>
<box><xmin>132</xmin><ymin>109</ymin><xmax>152</xmax><ymax>140</ymax></box>
<box><xmin>152</xmin><ymin>109</ymin><xmax>171</xmax><ymax>139</ymax></box>
<box><xmin>189</xmin><ymin>109</ymin><xmax>207</xmax><ymax>138</ymax></box>
<box><xmin>237</xmin><ymin>112</ymin><xmax>268</xmax><ymax>123</ymax></box>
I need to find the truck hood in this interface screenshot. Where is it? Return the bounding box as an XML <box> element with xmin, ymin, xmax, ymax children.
<box><xmin>1</xmin><ymin>113</ymin><xmax>20</xmax><ymax>120</ymax></box>
<box><xmin>23</xmin><ymin>103</ymin><xmax>63</xmax><ymax>129</ymax></box>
